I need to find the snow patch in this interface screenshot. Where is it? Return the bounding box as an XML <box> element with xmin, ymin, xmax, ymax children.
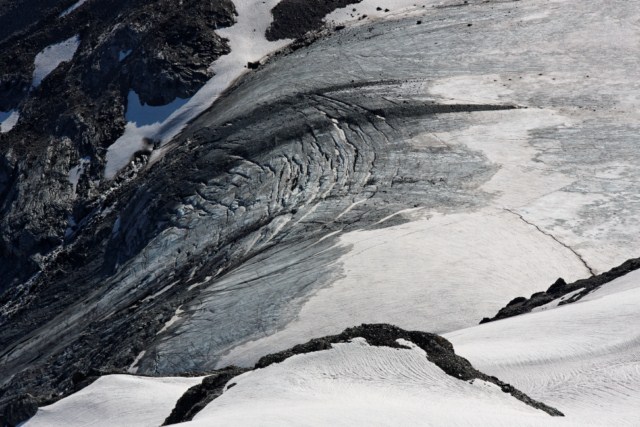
<box><xmin>325</xmin><ymin>0</ymin><xmax>426</xmax><ymax>26</ymax></box>
<box><xmin>532</xmin><ymin>287</ymin><xmax>585</xmax><ymax>312</ymax></box>
<box><xmin>157</xmin><ymin>306</ymin><xmax>185</xmax><ymax>335</ymax></box>
<box><xmin>59</xmin><ymin>0</ymin><xmax>89</xmax><ymax>17</ymax></box>
<box><xmin>125</xmin><ymin>91</ymin><xmax>189</xmax><ymax>127</ymax></box>
<box><xmin>67</xmin><ymin>156</ymin><xmax>90</xmax><ymax>194</ymax></box>
<box><xmin>103</xmin><ymin>0</ymin><xmax>291</xmax><ymax>180</ymax></box>
<box><xmin>127</xmin><ymin>351</ymin><xmax>146</xmax><ymax>374</ymax></box>
<box><xmin>0</xmin><ymin>110</ymin><xmax>19</xmax><ymax>133</ymax></box>
<box><xmin>32</xmin><ymin>35</ymin><xmax>80</xmax><ymax>87</ymax></box>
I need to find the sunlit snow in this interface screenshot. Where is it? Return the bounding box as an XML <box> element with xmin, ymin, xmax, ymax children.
<box><xmin>25</xmin><ymin>375</ymin><xmax>202</xmax><ymax>427</ymax></box>
<box><xmin>0</xmin><ymin>110</ymin><xmax>19</xmax><ymax>133</ymax></box>
<box><xmin>32</xmin><ymin>35</ymin><xmax>80</xmax><ymax>87</ymax></box>
<box><xmin>59</xmin><ymin>0</ymin><xmax>89</xmax><ymax>18</ymax></box>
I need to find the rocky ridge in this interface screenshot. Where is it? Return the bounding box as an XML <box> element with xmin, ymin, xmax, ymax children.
<box><xmin>480</xmin><ymin>257</ymin><xmax>640</xmax><ymax>324</ymax></box>
<box><xmin>162</xmin><ymin>324</ymin><xmax>562</xmax><ymax>425</ymax></box>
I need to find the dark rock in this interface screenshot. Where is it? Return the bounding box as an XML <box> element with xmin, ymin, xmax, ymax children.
<box><xmin>2</xmin><ymin>393</ymin><xmax>38</xmax><ymax>427</ymax></box>
<box><xmin>163</xmin><ymin>367</ymin><xmax>248</xmax><ymax>425</ymax></box>
<box><xmin>547</xmin><ymin>277</ymin><xmax>568</xmax><ymax>294</ymax></box>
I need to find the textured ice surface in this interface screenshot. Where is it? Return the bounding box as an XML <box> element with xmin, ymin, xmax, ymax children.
<box><xmin>32</xmin><ymin>35</ymin><xmax>80</xmax><ymax>87</ymax></box>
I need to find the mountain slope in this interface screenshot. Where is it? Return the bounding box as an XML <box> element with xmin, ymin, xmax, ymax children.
<box><xmin>1</xmin><ymin>0</ymin><xmax>639</xmax><ymax>423</ymax></box>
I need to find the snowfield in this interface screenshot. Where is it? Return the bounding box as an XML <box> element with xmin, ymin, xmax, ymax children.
<box><xmin>104</xmin><ymin>0</ymin><xmax>291</xmax><ymax>179</ymax></box>
<box><xmin>185</xmin><ymin>339</ymin><xmax>564</xmax><ymax>427</ymax></box>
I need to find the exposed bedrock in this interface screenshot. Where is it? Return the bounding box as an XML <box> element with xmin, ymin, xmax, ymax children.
<box><xmin>266</xmin><ymin>0</ymin><xmax>362</xmax><ymax>40</ymax></box>
<box><xmin>3</xmin><ymin>0</ymin><xmax>640</xmax><ymax>418</ymax></box>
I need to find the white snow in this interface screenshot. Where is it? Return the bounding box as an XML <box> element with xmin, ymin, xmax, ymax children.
<box><xmin>125</xmin><ymin>91</ymin><xmax>189</xmax><ymax>127</ymax></box>
<box><xmin>157</xmin><ymin>306</ymin><xmax>185</xmax><ymax>335</ymax></box>
<box><xmin>184</xmin><ymin>338</ymin><xmax>568</xmax><ymax>426</ymax></box>
<box><xmin>25</xmin><ymin>375</ymin><xmax>203</xmax><ymax>427</ymax></box>
<box><xmin>67</xmin><ymin>157</ymin><xmax>90</xmax><ymax>194</ymax></box>
<box><xmin>581</xmin><ymin>269</ymin><xmax>640</xmax><ymax>302</ymax></box>
<box><xmin>0</xmin><ymin>110</ymin><xmax>19</xmax><ymax>133</ymax></box>
<box><xmin>59</xmin><ymin>0</ymin><xmax>89</xmax><ymax>18</ymax></box>
<box><xmin>447</xmin><ymin>270</ymin><xmax>640</xmax><ymax>426</ymax></box>
<box><xmin>103</xmin><ymin>92</ymin><xmax>190</xmax><ymax>179</ymax></box>
<box><xmin>217</xmin><ymin>207</ymin><xmax>590</xmax><ymax>367</ymax></box>
<box><xmin>128</xmin><ymin>351</ymin><xmax>146</xmax><ymax>374</ymax></box>
<box><xmin>103</xmin><ymin>0</ymin><xmax>291</xmax><ymax>179</ymax></box>
<box><xmin>32</xmin><ymin>35</ymin><xmax>80</xmax><ymax>87</ymax></box>
<box><xmin>532</xmin><ymin>288</ymin><xmax>585</xmax><ymax>312</ymax></box>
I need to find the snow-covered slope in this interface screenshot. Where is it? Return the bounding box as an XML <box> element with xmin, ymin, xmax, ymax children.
<box><xmin>23</xmin><ymin>334</ymin><xmax>566</xmax><ymax>427</ymax></box>
<box><xmin>447</xmin><ymin>269</ymin><xmax>640</xmax><ymax>426</ymax></box>
<box><xmin>25</xmin><ymin>375</ymin><xmax>203</xmax><ymax>427</ymax></box>
<box><xmin>32</xmin><ymin>35</ymin><xmax>80</xmax><ymax>87</ymax></box>
<box><xmin>104</xmin><ymin>0</ymin><xmax>291</xmax><ymax>179</ymax></box>
<box><xmin>185</xmin><ymin>339</ymin><xmax>564</xmax><ymax>427</ymax></box>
